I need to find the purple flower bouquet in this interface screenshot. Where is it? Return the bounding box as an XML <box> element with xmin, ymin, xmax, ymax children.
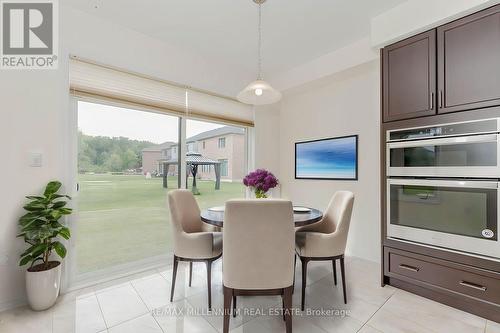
<box><xmin>243</xmin><ymin>169</ymin><xmax>278</xmax><ymax>199</ymax></box>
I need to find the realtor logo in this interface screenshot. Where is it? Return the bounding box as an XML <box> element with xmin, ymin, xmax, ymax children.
<box><xmin>1</xmin><ymin>0</ymin><xmax>58</xmax><ymax>69</ymax></box>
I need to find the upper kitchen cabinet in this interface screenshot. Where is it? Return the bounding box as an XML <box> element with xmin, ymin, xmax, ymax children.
<box><xmin>383</xmin><ymin>30</ymin><xmax>437</xmax><ymax>122</ymax></box>
<box><xmin>437</xmin><ymin>5</ymin><xmax>500</xmax><ymax>114</ymax></box>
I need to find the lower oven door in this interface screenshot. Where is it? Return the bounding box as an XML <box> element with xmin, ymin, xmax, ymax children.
<box><xmin>387</xmin><ymin>178</ymin><xmax>499</xmax><ymax>259</ymax></box>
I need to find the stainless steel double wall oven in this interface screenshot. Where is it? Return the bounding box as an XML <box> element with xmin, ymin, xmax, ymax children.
<box><xmin>386</xmin><ymin>118</ymin><xmax>500</xmax><ymax>259</ymax></box>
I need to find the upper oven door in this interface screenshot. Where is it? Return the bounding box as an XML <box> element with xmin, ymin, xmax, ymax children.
<box><xmin>387</xmin><ymin>133</ymin><xmax>500</xmax><ymax>177</ymax></box>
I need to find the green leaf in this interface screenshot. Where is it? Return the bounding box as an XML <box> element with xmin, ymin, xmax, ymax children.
<box><xmin>29</xmin><ymin>243</ymin><xmax>49</xmax><ymax>258</ymax></box>
<box><xmin>19</xmin><ymin>255</ymin><xmax>32</xmax><ymax>266</ymax></box>
<box><xmin>26</xmin><ymin>196</ymin><xmax>45</xmax><ymax>200</ymax></box>
<box><xmin>52</xmin><ymin>201</ymin><xmax>67</xmax><ymax>209</ymax></box>
<box><xmin>50</xmin><ymin>210</ymin><xmax>62</xmax><ymax>220</ymax></box>
<box><xmin>44</xmin><ymin>181</ymin><xmax>62</xmax><ymax>197</ymax></box>
<box><xmin>59</xmin><ymin>227</ymin><xmax>71</xmax><ymax>240</ymax></box>
<box><xmin>53</xmin><ymin>241</ymin><xmax>67</xmax><ymax>258</ymax></box>
<box><xmin>23</xmin><ymin>203</ymin><xmax>46</xmax><ymax>211</ymax></box>
<box><xmin>58</xmin><ymin>208</ymin><xmax>73</xmax><ymax>215</ymax></box>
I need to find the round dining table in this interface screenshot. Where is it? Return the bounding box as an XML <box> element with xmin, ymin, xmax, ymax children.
<box><xmin>201</xmin><ymin>206</ymin><xmax>323</xmax><ymax>228</ymax></box>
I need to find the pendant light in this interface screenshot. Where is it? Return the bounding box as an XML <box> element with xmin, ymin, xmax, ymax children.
<box><xmin>237</xmin><ymin>0</ymin><xmax>282</xmax><ymax>105</ymax></box>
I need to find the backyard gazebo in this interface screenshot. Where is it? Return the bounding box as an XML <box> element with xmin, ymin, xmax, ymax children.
<box><xmin>161</xmin><ymin>152</ymin><xmax>221</xmax><ymax>194</ymax></box>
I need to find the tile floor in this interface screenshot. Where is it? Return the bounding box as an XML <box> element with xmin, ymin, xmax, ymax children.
<box><xmin>0</xmin><ymin>256</ymin><xmax>498</xmax><ymax>333</ymax></box>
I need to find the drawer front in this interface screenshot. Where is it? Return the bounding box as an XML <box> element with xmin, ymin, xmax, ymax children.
<box><xmin>387</xmin><ymin>250</ymin><xmax>500</xmax><ymax>305</ymax></box>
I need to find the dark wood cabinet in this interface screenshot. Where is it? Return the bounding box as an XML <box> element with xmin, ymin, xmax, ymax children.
<box><xmin>383</xmin><ymin>30</ymin><xmax>436</xmax><ymax>122</ymax></box>
<box><xmin>437</xmin><ymin>5</ymin><xmax>500</xmax><ymax>114</ymax></box>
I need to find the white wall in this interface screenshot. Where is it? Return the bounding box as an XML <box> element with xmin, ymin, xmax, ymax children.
<box><xmin>0</xmin><ymin>5</ymin><xmax>250</xmax><ymax>311</ymax></box>
<box><xmin>276</xmin><ymin>60</ymin><xmax>381</xmax><ymax>262</ymax></box>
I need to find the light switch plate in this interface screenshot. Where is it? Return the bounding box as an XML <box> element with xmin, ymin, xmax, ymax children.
<box><xmin>30</xmin><ymin>152</ymin><xmax>42</xmax><ymax>167</ymax></box>
<box><xmin>0</xmin><ymin>254</ymin><xmax>8</xmax><ymax>265</ymax></box>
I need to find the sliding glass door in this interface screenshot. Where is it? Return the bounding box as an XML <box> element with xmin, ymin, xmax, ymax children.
<box><xmin>76</xmin><ymin>101</ymin><xmax>180</xmax><ymax>276</ymax></box>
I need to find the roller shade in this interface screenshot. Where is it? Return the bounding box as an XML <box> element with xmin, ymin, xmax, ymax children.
<box><xmin>69</xmin><ymin>58</ymin><xmax>254</xmax><ymax>127</ymax></box>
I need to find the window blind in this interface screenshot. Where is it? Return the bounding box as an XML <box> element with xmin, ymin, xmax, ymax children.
<box><xmin>69</xmin><ymin>58</ymin><xmax>254</xmax><ymax>127</ymax></box>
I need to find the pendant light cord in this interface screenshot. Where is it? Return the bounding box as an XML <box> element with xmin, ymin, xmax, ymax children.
<box><xmin>258</xmin><ymin>3</ymin><xmax>262</xmax><ymax>80</ymax></box>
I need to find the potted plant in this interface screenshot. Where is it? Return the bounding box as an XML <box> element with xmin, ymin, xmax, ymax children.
<box><xmin>243</xmin><ymin>169</ymin><xmax>279</xmax><ymax>198</ymax></box>
<box><xmin>17</xmin><ymin>181</ymin><xmax>72</xmax><ymax>311</ymax></box>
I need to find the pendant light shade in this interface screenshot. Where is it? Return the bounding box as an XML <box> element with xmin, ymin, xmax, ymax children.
<box><xmin>237</xmin><ymin>79</ymin><xmax>282</xmax><ymax>105</ymax></box>
<box><xmin>237</xmin><ymin>0</ymin><xmax>281</xmax><ymax>105</ymax></box>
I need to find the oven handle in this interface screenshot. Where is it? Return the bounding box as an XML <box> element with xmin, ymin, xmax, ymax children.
<box><xmin>387</xmin><ymin>178</ymin><xmax>499</xmax><ymax>189</ymax></box>
<box><xmin>387</xmin><ymin>133</ymin><xmax>498</xmax><ymax>149</ymax></box>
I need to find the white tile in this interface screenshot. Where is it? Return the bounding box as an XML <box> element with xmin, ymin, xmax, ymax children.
<box><xmin>310</xmin><ymin>314</ymin><xmax>365</xmax><ymax>333</ymax></box>
<box><xmin>358</xmin><ymin>324</ymin><xmax>383</xmax><ymax>333</ymax></box>
<box><xmin>75</xmin><ymin>295</ymin><xmax>107</xmax><ymax>333</ymax></box>
<box><xmin>368</xmin><ymin>308</ymin><xmax>431</xmax><ymax>333</ymax></box>
<box><xmin>96</xmin><ymin>284</ymin><xmax>149</xmax><ymax>327</ymax></box>
<box><xmin>153</xmin><ymin>300</ymin><xmax>218</xmax><ymax>333</ymax></box>
<box><xmin>57</xmin><ymin>287</ymin><xmax>95</xmax><ymax>305</ymax></box>
<box><xmin>380</xmin><ymin>290</ymin><xmax>486</xmax><ymax>333</ymax></box>
<box><xmin>108</xmin><ymin>313</ymin><xmax>162</xmax><ymax>333</ymax></box>
<box><xmin>487</xmin><ymin>321</ymin><xmax>500</xmax><ymax>333</ymax></box>
<box><xmin>232</xmin><ymin>315</ymin><xmax>327</xmax><ymax>333</ymax></box>
<box><xmin>0</xmin><ymin>306</ymin><xmax>52</xmax><ymax>333</ymax></box>
<box><xmin>52</xmin><ymin>300</ymin><xmax>76</xmax><ymax>333</ymax></box>
<box><xmin>131</xmin><ymin>273</ymin><xmax>171</xmax><ymax>310</ymax></box>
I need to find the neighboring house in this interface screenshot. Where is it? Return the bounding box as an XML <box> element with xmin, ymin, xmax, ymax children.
<box><xmin>141</xmin><ymin>126</ymin><xmax>246</xmax><ymax>181</ymax></box>
<box><xmin>141</xmin><ymin>141</ymin><xmax>175</xmax><ymax>175</ymax></box>
<box><xmin>188</xmin><ymin>126</ymin><xmax>246</xmax><ymax>182</ymax></box>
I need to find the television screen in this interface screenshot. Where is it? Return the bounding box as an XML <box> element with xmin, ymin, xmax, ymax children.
<box><xmin>295</xmin><ymin>135</ymin><xmax>358</xmax><ymax>180</ymax></box>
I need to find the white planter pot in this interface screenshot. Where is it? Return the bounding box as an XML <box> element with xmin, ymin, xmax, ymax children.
<box><xmin>26</xmin><ymin>261</ymin><xmax>61</xmax><ymax>311</ymax></box>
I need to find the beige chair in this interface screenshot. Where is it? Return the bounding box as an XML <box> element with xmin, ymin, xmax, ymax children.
<box><xmin>223</xmin><ymin>199</ymin><xmax>295</xmax><ymax>333</ymax></box>
<box><xmin>295</xmin><ymin>191</ymin><xmax>354</xmax><ymax>310</ymax></box>
<box><xmin>168</xmin><ymin>189</ymin><xmax>222</xmax><ymax>310</ymax></box>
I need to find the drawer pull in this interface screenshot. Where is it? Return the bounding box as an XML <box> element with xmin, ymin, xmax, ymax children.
<box><xmin>399</xmin><ymin>264</ymin><xmax>420</xmax><ymax>272</ymax></box>
<box><xmin>459</xmin><ymin>281</ymin><xmax>487</xmax><ymax>292</ymax></box>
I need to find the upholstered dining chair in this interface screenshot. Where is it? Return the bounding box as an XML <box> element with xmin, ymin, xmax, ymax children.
<box><xmin>167</xmin><ymin>189</ymin><xmax>222</xmax><ymax>310</ymax></box>
<box><xmin>295</xmin><ymin>191</ymin><xmax>355</xmax><ymax>310</ymax></box>
<box><xmin>223</xmin><ymin>199</ymin><xmax>295</xmax><ymax>333</ymax></box>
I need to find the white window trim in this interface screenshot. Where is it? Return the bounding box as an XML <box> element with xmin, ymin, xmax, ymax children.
<box><xmin>65</xmin><ymin>96</ymin><xmax>253</xmax><ymax>289</ymax></box>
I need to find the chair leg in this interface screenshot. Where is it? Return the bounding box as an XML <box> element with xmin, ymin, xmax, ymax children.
<box><xmin>223</xmin><ymin>286</ymin><xmax>232</xmax><ymax>333</ymax></box>
<box><xmin>170</xmin><ymin>255</ymin><xmax>179</xmax><ymax>302</ymax></box>
<box><xmin>332</xmin><ymin>259</ymin><xmax>337</xmax><ymax>286</ymax></box>
<box><xmin>292</xmin><ymin>254</ymin><xmax>297</xmax><ymax>294</ymax></box>
<box><xmin>301</xmin><ymin>257</ymin><xmax>309</xmax><ymax>311</ymax></box>
<box><xmin>284</xmin><ymin>286</ymin><xmax>293</xmax><ymax>333</ymax></box>
<box><xmin>189</xmin><ymin>262</ymin><xmax>193</xmax><ymax>287</ymax></box>
<box><xmin>206</xmin><ymin>260</ymin><xmax>213</xmax><ymax>310</ymax></box>
<box><xmin>232</xmin><ymin>296</ymin><xmax>237</xmax><ymax>318</ymax></box>
<box><xmin>282</xmin><ymin>295</ymin><xmax>285</xmax><ymax>321</ymax></box>
<box><xmin>340</xmin><ymin>255</ymin><xmax>347</xmax><ymax>304</ymax></box>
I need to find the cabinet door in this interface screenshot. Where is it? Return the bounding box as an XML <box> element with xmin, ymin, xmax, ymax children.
<box><xmin>437</xmin><ymin>5</ymin><xmax>500</xmax><ymax>114</ymax></box>
<box><xmin>383</xmin><ymin>30</ymin><xmax>436</xmax><ymax>122</ymax></box>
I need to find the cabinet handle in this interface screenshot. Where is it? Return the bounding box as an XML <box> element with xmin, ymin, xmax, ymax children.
<box><xmin>439</xmin><ymin>90</ymin><xmax>443</xmax><ymax>108</ymax></box>
<box><xmin>459</xmin><ymin>281</ymin><xmax>487</xmax><ymax>292</ymax></box>
<box><xmin>430</xmin><ymin>92</ymin><xmax>434</xmax><ymax>110</ymax></box>
<box><xmin>399</xmin><ymin>264</ymin><xmax>420</xmax><ymax>272</ymax></box>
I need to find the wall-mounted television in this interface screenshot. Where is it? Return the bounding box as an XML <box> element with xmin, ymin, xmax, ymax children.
<box><xmin>295</xmin><ymin>135</ymin><xmax>358</xmax><ymax>180</ymax></box>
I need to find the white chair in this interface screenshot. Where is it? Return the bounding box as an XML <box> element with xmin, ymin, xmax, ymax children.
<box><xmin>223</xmin><ymin>199</ymin><xmax>295</xmax><ymax>333</ymax></box>
<box><xmin>295</xmin><ymin>191</ymin><xmax>355</xmax><ymax>310</ymax></box>
<box><xmin>167</xmin><ymin>189</ymin><xmax>222</xmax><ymax>310</ymax></box>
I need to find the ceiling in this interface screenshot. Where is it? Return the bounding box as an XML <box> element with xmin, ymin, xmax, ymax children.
<box><xmin>64</xmin><ymin>0</ymin><xmax>405</xmax><ymax>80</ymax></box>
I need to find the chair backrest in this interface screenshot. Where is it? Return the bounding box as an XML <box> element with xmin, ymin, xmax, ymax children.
<box><xmin>223</xmin><ymin>199</ymin><xmax>295</xmax><ymax>290</ymax></box>
<box><xmin>168</xmin><ymin>189</ymin><xmax>202</xmax><ymax>234</ymax></box>
<box><xmin>324</xmin><ymin>191</ymin><xmax>355</xmax><ymax>251</ymax></box>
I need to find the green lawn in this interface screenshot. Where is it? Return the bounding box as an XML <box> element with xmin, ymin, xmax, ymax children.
<box><xmin>77</xmin><ymin>174</ymin><xmax>245</xmax><ymax>274</ymax></box>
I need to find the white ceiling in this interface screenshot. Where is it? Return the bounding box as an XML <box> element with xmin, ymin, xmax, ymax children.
<box><xmin>64</xmin><ymin>0</ymin><xmax>405</xmax><ymax>80</ymax></box>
